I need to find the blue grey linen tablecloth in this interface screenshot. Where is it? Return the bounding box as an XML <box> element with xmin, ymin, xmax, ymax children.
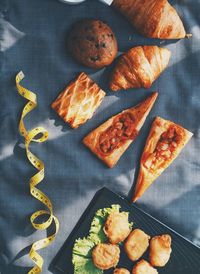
<box><xmin>0</xmin><ymin>0</ymin><xmax>200</xmax><ymax>273</ymax></box>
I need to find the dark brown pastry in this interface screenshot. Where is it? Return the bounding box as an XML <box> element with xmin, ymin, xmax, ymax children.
<box><xmin>68</xmin><ymin>19</ymin><xmax>118</xmax><ymax>69</ymax></box>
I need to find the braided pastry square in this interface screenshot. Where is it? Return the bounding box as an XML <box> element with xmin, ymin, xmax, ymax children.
<box><xmin>51</xmin><ymin>72</ymin><xmax>106</xmax><ymax>128</ymax></box>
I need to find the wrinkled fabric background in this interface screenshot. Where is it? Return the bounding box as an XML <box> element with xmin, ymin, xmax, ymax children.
<box><xmin>0</xmin><ymin>0</ymin><xmax>200</xmax><ymax>273</ymax></box>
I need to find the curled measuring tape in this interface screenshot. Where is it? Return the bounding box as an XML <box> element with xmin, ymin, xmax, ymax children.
<box><xmin>16</xmin><ymin>71</ymin><xmax>59</xmax><ymax>274</ymax></box>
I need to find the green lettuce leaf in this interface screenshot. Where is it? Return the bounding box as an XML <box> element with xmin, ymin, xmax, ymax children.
<box><xmin>72</xmin><ymin>204</ymin><xmax>131</xmax><ymax>274</ymax></box>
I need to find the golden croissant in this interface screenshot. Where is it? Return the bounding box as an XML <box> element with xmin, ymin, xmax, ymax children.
<box><xmin>110</xmin><ymin>46</ymin><xmax>171</xmax><ymax>92</ymax></box>
<box><xmin>112</xmin><ymin>0</ymin><xmax>189</xmax><ymax>39</ymax></box>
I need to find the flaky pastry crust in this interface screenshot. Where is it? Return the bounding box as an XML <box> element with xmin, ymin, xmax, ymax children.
<box><xmin>83</xmin><ymin>92</ymin><xmax>158</xmax><ymax>168</ymax></box>
<box><xmin>132</xmin><ymin>116</ymin><xmax>193</xmax><ymax>202</ymax></box>
<box><xmin>112</xmin><ymin>0</ymin><xmax>187</xmax><ymax>39</ymax></box>
<box><xmin>51</xmin><ymin>72</ymin><xmax>105</xmax><ymax>128</ymax></box>
<box><xmin>110</xmin><ymin>46</ymin><xmax>171</xmax><ymax>91</ymax></box>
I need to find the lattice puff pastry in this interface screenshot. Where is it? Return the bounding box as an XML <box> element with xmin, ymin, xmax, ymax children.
<box><xmin>51</xmin><ymin>72</ymin><xmax>106</xmax><ymax>128</ymax></box>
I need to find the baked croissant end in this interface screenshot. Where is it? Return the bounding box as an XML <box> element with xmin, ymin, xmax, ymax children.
<box><xmin>83</xmin><ymin>92</ymin><xmax>158</xmax><ymax>168</ymax></box>
<box><xmin>110</xmin><ymin>46</ymin><xmax>171</xmax><ymax>92</ymax></box>
<box><xmin>132</xmin><ymin>117</ymin><xmax>193</xmax><ymax>202</ymax></box>
<box><xmin>112</xmin><ymin>0</ymin><xmax>188</xmax><ymax>39</ymax></box>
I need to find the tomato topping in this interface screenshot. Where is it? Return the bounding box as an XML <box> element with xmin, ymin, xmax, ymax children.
<box><xmin>98</xmin><ymin>112</ymin><xmax>138</xmax><ymax>155</ymax></box>
<box><xmin>144</xmin><ymin>126</ymin><xmax>183</xmax><ymax>171</ymax></box>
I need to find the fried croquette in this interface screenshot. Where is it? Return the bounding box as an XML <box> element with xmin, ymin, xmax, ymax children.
<box><xmin>114</xmin><ymin>268</ymin><xmax>130</xmax><ymax>274</ymax></box>
<box><xmin>132</xmin><ymin>259</ymin><xmax>158</xmax><ymax>274</ymax></box>
<box><xmin>104</xmin><ymin>212</ymin><xmax>131</xmax><ymax>244</ymax></box>
<box><xmin>149</xmin><ymin>234</ymin><xmax>172</xmax><ymax>267</ymax></box>
<box><xmin>124</xmin><ymin>229</ymin><xmax>150</xmax><ymax>261</ymax></box>
<box><xmin>92</xmin><ymin>243</ymin><xmax>120</xmax><ymax>270</ymax></box>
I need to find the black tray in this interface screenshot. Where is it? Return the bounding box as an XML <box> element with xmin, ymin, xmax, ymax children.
<box><xmin>51</xmin><ymin>187</ymin><xmax>200</xmax><ymax>274</ymax></box>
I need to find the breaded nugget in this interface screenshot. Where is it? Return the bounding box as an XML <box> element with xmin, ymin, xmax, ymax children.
<box><xmin>132</xmin><ymin>259</ymin><xmax>158</xmax><ymax>274</ymax></box>
<box><xmin>104</xmin><ymin>212</ymin><xmax>131</xmax><ymax>244</ymax></box>
<box><xmin>124</xmin><ymin>229</ymin><xmax>150</xmax><ymax>261</ymax></box>
<box><xmin>114</xmin><ymin>268</ymin><xmax>130</xmax><ymax>274</ymax></box>
<box><xmin>92</xmin><ymin>243</ymin><xmax>120</xmax><ymax>270</ymax></box>
<box><xmin>149</xmin><ymin>234</ymin><xmax>172</xmax><ymax>267</ymax></box>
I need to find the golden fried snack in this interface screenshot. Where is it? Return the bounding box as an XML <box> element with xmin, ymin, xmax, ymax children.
<box><xmin>149</xmin><ymin>234</ymin><xmax>172</xmax><ymax>267</ymax></box>
<box><xmin>114</xmin><ymin>268</ymin><xmax>130</xmax><ymax>274</ymax></box>
<box><xmin>51</xmin><ymin>72</ymin><xmax>105</xmax><ymax>128</ymax></box>
<box><xmin>124</xmin><ymin>229</ymin><xmax>150</xmax><ymax>261</ymax></box>
<box><xmin>92</xmin><ymin>243</ymin><xmax>120</xmax><ymax>270</ymax></box>
<box><xmin>132</xmin><ymin>260</ymin><xmax>158</xmax><ymax>274</ymax></box>
<box><xmin>104</xmin><ymin>212</ymin><xmax>131</xmax><ymax>244</ymax></box>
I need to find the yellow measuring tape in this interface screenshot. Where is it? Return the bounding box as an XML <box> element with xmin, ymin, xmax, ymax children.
<box><xmin>16</xmin><ymin>71</ymin><xmax>59</xmax><ymax>274</ymax></box>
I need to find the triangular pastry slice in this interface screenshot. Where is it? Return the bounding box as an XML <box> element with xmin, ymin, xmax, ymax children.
<box><xmin>110</xmin><ymin>46</ymin><xmax>171</xmax><ymax>92</ymax></box>
<box><xmin>132</xmin><ymin>117</ymin><xmax>193</xmax><ymax>202</ymax></box>
<box><xmin>83</xmin><ymin>92</ymin><xmax>158</xmax><ymax>168</ymax></box>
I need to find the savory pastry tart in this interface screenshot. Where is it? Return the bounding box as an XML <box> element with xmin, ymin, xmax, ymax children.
<box><xmin>51</xmin><ymin>72</ymin><xmax>106</xmax><ymax>128</ymax></box>
<box><xmin>114</xmin><ymin>268</ymin><xmax>130</xmax><ymax>274</ymax></box>
<box><xmin>110</xmin><ymin>46</ymin><xmax>171</xmax><ymax>91</ymax></box>
<box><xmin>132</xmin><ymin>116</ymin><xmax>193</xmax><ymax>202</ymax></box>
<box><xmin>83</xmin><ymin>92</ymin><xmax>158</xmax><ymax>168</ymax></box>
<box><xmin>92</xmin><ymin>243</ymin><xmax>120</xmax><ymax>270</ymax></box>
<box><xmin>149</xmin><ymin>234</ymin><xmax>172</xmax><ymax>267</ymax></box>
<box><xmin>124</xmin><ymin>229</ymin><xmax>150</xmax><ymax>261</ymax></box>
<box><xmin>68</xmin><ymin>19</ymin><xmax>118</xmax><ymax>69</ymax></box>
<box><xmin>104</xmin><ymin>212</ymin><xmax>131</xmax><ymax>244</ymax></box>
<box><xmin>112</xmin><ymin>0</ymin><xmax>188</xmax><ymax>39</ymax></box>
<box><xmin>132</xmin><ymin>259</ymin><xmax>158</xmax><ymax>274</ymax></box>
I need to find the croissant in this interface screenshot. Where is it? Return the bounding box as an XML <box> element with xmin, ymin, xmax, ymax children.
<box><xmin>110</xmin><ymin>46</ymin><xmax>171</xmax><ymax>92</ymax></box>
<box><xmin>112</xmin><ymin>0</ymin><xmax>188</xmax><ymax>39</ymax></box>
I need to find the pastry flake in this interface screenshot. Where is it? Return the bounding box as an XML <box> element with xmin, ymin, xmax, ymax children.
<box><xmin>132</xmin><ymin>116</ymin><xmax>193</xmax><ymax>202</ymax></box>
<box><xmin>51</xmin><ymin>72</ymin><xmax>106</xmax><ymax>128</ymax></box>
<box><xmin>83</xmin><ymin>92</ymin><xmax>158</xmax><ymax>168</ymax></box>
<box><xmin>110</xmin><ymin>46</ymin><xmax>171</xmax><ymax>91</ymax></box>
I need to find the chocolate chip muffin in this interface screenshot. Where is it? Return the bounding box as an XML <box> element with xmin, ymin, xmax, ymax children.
<box><xmin>68</xmin><ymin>19</ymin><xmax>118</xmax><ymax>69</ymax></box>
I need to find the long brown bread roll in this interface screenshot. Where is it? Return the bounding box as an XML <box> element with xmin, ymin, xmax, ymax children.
<box><xmin>112</xmin><ymin>0</ymin><xmax>188</xmax><ymax>39</ymax></box>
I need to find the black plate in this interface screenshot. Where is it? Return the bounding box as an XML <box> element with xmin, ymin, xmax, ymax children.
<box><xmin>51</xmin><ymin>188</ymin><xmax>200</xmax><ymax>274</ymax></box>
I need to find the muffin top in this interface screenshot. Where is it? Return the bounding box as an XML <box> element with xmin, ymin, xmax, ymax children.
<box><xmin>68</xmin><ymin>19</ymin><xmax>118</xmax><ymax>69</ymax></box>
